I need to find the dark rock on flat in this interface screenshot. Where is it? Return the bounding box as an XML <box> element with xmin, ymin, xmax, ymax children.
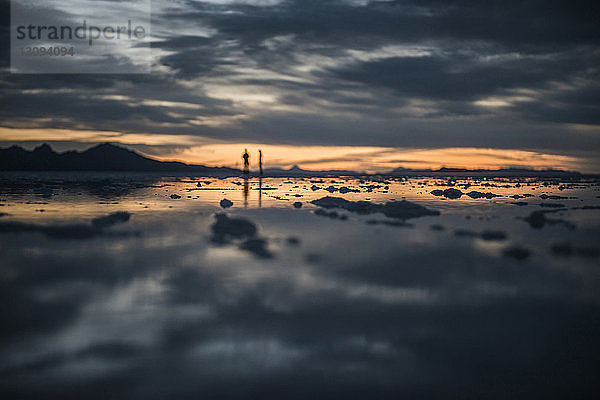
<box><xmin>220</xmin><ymin>199</ymin><xmax>233</xmax><ymax>208</ymax></box>
<box><xmin>442</xmin><ymin>188</ymin><xmax>463</xmax><ymax>199</ymax></box>
<box><xmin>551</xmin><ymin>243</ymin><xmax>573</xmax><ymax>256</ymax></box>
<box><xmin>539</xmin><ymin>203</ymin><xmax>565</xmax><ymax>208</ymax></box>
<box><xmin>480</xmin><ymin>230</ymin><xmax>507</xmax><ymax>241</ymax></box>
<box><xmin>293</xmin><ymin>202</ymin><xmax>302</xmax><ymax>208</ymax></box>
<box><xmin>503</xmin><ymin>246</ymin><xmax>531</xmax><ymax>260</ymax></box>
<box><xmin>314</xmin><ymin>208</ymin><xmax>347</xmax><ymax>220</ymax></box>
<box><xmin>310</xmin><ymin>196</ymin><xmax>439</xmax><ymax>220</ymax></box>
<box><xmin>454</xmin><ymin>229</ymin><xmax>479</xmax><ymax>238</ymax></box>
<box><xmin>286</xmin><ymin>236</ymin><xmax>301</xmax><ymax>246</ymax></box>
<box><xmin>311</xmin><ymin>196</ymin><xmax>356</xmax><ymax>209</ymax></box>
<box><xmin>170</xmin><ymin>194</ymin><xmax>182</xmax><ymax>199</ymax></box>
<box><xmin>0</xmin><ymin>221</ymin><xmax>98</xmax><ymax>239</ymax></box>
<box><xmin>431</xmin><ymin>188</ymin><xmax>464</xmax><ymax>199</ymax></box>
<box><xmin>339</xmin><ymin>187</ymin><xmax>359</xmax><ymax>194</ymax></box>
<box><xmin>366</xmin><ymin>220</ymin><xmax>413</xmax><ymax>228</ymax></box>
<box><xmin>210</xmin><ymin>213</ymin><xmax>276</xmax><ymax>259</ymax></box>
<box><xmin>91</xmin><ymin>211</ymin><xmax>131</xmax><ymax>228</ymax></box>
<box><xmin>211</xmin><ymin>213</ymin><xmax>257</xmax><ymax>243</ymax></box>
<box><xmin>382</xmin><ymin>201</ymin><xmax>440</xmax><ymax>219</ymax></box>
<box><xmin>362</xmin><ymin>184</ymin><xmax>382</xmax><ymax>192</ymax></box>
<box><xmin>0</xmin><ymin>211</ymin><xmax>134</xmax><ymax>240</ymax></box>
<box><xmin>239</xmin><ymin>238</ymin><xmax>273</xmax><ymax>259</ymax></box>
<box><xmin>524</xmin><ymin>211</ymin><xmax>547</xmax><ymax>229</ymax></box>
<box><xmin>466</xmin><ymin>191</ymin><xmax>485</xmax><ymax>199</ymax></box>
<box><xmin>551</xmin><ymin>243</ymin><xmax>600</xmax><ymax>258</ymax></box>
<box><xmin>454</xmin><ymin>229</ymin><xmax>507</xmax><ymax>241</ymax></box>
<box><xmin>521</xmin><ymin>210</ymin><xmax>576</xmax><ymax>230</ymax></box>
<box><xmin>466</xmin><ymin>191</ymin><xmax>500</xmax><ymax>199</ymax></box>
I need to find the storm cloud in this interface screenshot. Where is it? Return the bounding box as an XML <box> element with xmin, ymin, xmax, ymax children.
<box><xmin>0</xmin><ymin>0</ymin><xmax>599</xmax><ymax>160</ymax></box>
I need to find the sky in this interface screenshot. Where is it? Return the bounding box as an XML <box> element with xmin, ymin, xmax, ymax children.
<box><xmin>0</xmin><ymin>0</ymin><xmax>599</xmax><ymax>172</ymax></box>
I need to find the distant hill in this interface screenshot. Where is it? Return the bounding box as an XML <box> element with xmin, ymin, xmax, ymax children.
<box><xmin>0</xmin><ymin>143</ymin><xmax>239</xmax><ymax>175</ymax></box>
<box><xmin>388</xmin><ymin>166</ymin><xmax>582</xmax><ymax>178</ymax></box>
<box><xmin>263</xmin><ymin>165</ymin><xmax>359</xmax><ymax>177</ymax></box>
<box><xmin>264</xmin><ymin>165</ymin><xmax>584</xmax><ymax>178</ymax></box>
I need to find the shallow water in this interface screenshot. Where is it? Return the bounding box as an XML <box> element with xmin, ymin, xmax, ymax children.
<box><xmin>1</xmin><ymin>173</ymin><xmax>599</xmax><ymax>399</ymax></box>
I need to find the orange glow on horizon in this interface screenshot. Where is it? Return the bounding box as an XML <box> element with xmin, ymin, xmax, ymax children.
<box><xmin>0</xmin><ymin>127</ymin><xmax>595</xmax><ymax>173</ymax></box>
<box><xmin>152</xmin><ymin>144</ymin><xmax>587</xmax><ymax>173</ymax></box>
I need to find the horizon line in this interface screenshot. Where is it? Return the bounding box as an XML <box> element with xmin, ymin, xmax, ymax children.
<box><xmin>0</xmin><ymin>142</ymin><xmax>591</xmax><ymax>176</ymax></box>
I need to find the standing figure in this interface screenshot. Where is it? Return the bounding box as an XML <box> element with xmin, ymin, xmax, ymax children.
<box><xmin>258</xmin><ymin>149</ymin><xmax>263</xmax><ymax>176</ymax></box>
<box><xmin>242</xmin><ymin>149</ymin><xmax>250</xmax><ymax>175</ymax></box>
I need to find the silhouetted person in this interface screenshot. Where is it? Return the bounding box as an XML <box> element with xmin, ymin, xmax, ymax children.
<box><xmin>242</xmin><ymin>149</ymin><xmax>250</xmax><ymax>175</ymax></box>
<box><xmin>258</xmin><ymin>149</ymin><xmax>263</xmax><ymax>175</ymax></box>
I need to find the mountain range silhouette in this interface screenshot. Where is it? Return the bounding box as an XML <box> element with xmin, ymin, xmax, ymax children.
<box><xmin>0</xmin><ymin>143</ymin><xmax>238</xmax><ymax>174</ymax></box>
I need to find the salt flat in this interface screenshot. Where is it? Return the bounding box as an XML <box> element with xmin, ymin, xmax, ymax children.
<box><xmin>1</xmin><ymin>173</ymin><xmax>599</xmax><ymax>399</ymax></box>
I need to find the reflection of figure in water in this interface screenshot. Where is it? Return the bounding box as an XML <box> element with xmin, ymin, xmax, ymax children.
<box><xmin>258</xmin><ymin>150</ymin><xmax>264</xmax><ymax>206</ymax></box>
<box><xmin>243</xmin><ymin>177</ymin><xmax>249</xmax><ymax>208</ymax></box>
<box><xmin>258</xmin><ymin>176</ymin><xmax>262</xmax><ymax>208</ymax></box>
<box><xmin>242</xmin><ymin>149</ymin><xmax>250</xmax><ymax>175</ymax></box>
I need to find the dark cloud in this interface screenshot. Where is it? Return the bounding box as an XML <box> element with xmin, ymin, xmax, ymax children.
<box><xmin>331</xmin><ymin>48</ymin><xmax>595</xmax><ymax>101</ymax></box>
<box><xmin>0</xmin><ymin>0</ymin><xmax>599</xmax><ymax>159</ymax></box>
<box><xmin>178</xmin><ymin>0</ymin><xmax>600</xmax><ymax>49</ymax></box>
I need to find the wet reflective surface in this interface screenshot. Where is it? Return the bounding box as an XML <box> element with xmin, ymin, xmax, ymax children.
<box><xmin>1</xmin><ymin>173</ymin><xmax>599</xmax><ymax>399</ymax></box>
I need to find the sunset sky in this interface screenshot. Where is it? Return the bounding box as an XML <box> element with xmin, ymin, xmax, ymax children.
<box><xmin>1</xmin><ymin>0</ymin><xmax>599</xmax><ymax>172</ymax></box>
